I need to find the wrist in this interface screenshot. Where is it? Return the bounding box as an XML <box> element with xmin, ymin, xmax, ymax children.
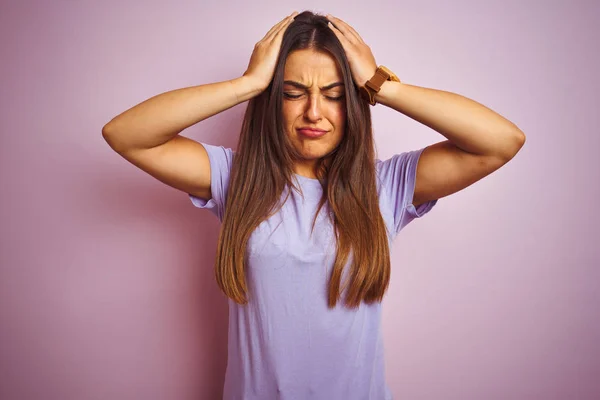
<box><xmin>233</xmin><ymin>75</ymin><xmax>266</xmax><ymax>102</ymax></box>
<box><xmin>359</xmin><ymin>65</ymin><xmax>401</xmax><ymax>106</ymax></box>
<box><xmin>373</xmin><ymin>79</ymin><xmax>401</xmax><ymax>106</ymax></box>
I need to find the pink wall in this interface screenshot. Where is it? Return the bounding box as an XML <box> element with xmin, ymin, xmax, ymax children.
<box><xmin>1</xmin><ymin>1</ymin><xmax>599</xmax><ymax>399</ymax></box>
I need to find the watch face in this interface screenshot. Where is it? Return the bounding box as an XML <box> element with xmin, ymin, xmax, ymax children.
<box><xmin>379</xmin><ymin>66</ymin><xmax>400</xmax><ymax>82</ymax></box>
<box><xmin>379</xmin><ymin>66</ymin><xmax>391</xmax><ymax>75</ymax></box>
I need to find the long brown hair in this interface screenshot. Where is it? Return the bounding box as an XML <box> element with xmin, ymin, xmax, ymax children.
<box><xmin>214</xmin><ymin>11</ymin><xmax>391</xmax><ymax>309</ymax></box>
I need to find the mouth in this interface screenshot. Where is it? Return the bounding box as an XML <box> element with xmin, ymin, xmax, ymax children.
<box><xmin>297</xmin><ymin>128</ymin><xmax>328</xmax><ymax>138</ymax></box>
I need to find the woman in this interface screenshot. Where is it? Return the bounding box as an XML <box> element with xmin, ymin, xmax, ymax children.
<box><xmin>102</xmin><ymin>10</ymin><xmax>525</xmax><ymax>400</ymax></box>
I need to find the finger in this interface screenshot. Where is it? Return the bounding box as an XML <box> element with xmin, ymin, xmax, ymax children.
<box><xmin>265</xmin><ymin>12</ymin><xmax>297</xmax><ymax>42</ymax></box>
<box><xmin>327</xmin><ymin>15</ymin><xmax>363</xmax><ymax>42</ymax></box>
<box><xmin>262</xmin><ymin>13</ymin><xmax>294</xmax><ymax>41</ymax></box>
<box><xmin>261</xmin><ymin>15</ymin><xmax>289</xmax><ymax>41</ymax></box>
<box><xmin>326</xmin><ymin>15</ymin><xmax>363</xmax><ymax>44</ymax></box>
<box><xmin>264</xmin><ymin>15</ymin><xmax>294</xmax><ymax>43</ymax></box>
<box><xmin>327</xmin><ymin>20</ymin><xmax>351</xmax><ymax>47</ymax></box>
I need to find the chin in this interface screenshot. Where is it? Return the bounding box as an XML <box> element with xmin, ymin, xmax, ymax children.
<box><xmin>303</xmin><ymin>148</ymin><xmax>337</xmax><ymax>160</ymax></box>
<box><xmin>291</xmin><ymin>134</ymin><xmax>341</xmax><ymax>156</ymax></box>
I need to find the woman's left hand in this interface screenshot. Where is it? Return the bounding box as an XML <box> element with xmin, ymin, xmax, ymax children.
<box><xmin>326</xmin><ymin>14</ymin><xmax>378</xmax><ymax>87</ymax></box>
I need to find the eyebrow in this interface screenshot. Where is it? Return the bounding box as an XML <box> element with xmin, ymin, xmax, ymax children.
<box><xmin>283</xmin><ymin>80</ymin><xmax>345</xmax><ymax>90</ymax></box>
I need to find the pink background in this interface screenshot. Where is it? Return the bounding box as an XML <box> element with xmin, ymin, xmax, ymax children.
<box><xmin>1</xmin><ymin>1</ymin><xmax>599</xmax><ymax>399</ymax></box>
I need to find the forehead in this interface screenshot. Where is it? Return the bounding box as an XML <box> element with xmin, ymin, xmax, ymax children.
<box><xmin>283</xmin><ymin>49</ymin><xmax>342</xmax><ymax>84</ymax></box>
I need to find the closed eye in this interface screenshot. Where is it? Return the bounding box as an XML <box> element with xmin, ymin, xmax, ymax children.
<box><xmin>284</xmin><ymin>93</ymin><xmax>344</xmax><ymax>101</ymax></box>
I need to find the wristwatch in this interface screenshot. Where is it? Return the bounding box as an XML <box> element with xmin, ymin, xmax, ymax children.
<box><xmin>359</xmin><ymin>65</ymin><xmax>401</xmax><ymax>106</ymax></box>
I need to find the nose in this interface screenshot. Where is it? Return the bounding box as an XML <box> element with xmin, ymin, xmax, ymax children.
<box><xmin>304</xmin><ymin>93</ymin><xmax>323</xmax><ymax>122</ymax></box>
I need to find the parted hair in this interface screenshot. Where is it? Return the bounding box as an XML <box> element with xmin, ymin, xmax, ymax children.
<box><xmin>214</xmin><ymin>11</ymin><xmax>392</xmax><ymax>309</ymax></box>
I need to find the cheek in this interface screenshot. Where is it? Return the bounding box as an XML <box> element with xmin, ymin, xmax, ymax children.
<box><xmin>282</xmin><ymin>100</ymin><xmax>303</xmax><ymax>111</ymax></box>
<box><xmin>282</xmin><ymin>104</ymin><xmax>299</xmax><ymax>125</ymax></box>
<box><xmin>332</xmin><ymin>107</ymin><xmax>346</xmax><ymax>129</ymax></box>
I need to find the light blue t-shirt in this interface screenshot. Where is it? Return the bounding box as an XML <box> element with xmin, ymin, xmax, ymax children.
<box><xmin>189</xmin><ymin>142</ymin><xmax>437</xmax><ymax>400</ymax></box>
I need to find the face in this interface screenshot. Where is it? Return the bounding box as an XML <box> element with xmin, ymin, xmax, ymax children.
<box><xmin>282</xmin><ymin>49</ymin><xmax>347</xmax><ymax>178</ymax></box>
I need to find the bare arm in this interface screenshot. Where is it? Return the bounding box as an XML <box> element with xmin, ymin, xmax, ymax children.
<box><xmin>102</xmin><ymin>76</ymin><xmax>261</xmax><ymax>152</ymax></box>
<box><xmin>101</xmin><ymin>12</ymin><xmax>297</xmax><ymax>200</ymax></box>
<box><xmin>101</xmin><ymin>76</ymin><xmax>262</xmax><ymax>200</ymax></box>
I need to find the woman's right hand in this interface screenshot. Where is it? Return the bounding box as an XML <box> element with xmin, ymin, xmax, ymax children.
<box><xmin>243</xmin><ymin>11</ymin><xmax>298</xmax><ymax>92</ymax></box>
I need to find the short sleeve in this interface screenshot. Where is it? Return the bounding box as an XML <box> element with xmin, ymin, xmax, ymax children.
<box><xmin>376</xmin><ymin>147</ymin><xmax>438</xmax><ymax>234</ymax></box>
<box><xmin>188</xmin><ymin>142</ymin><xmax>234</xmax><ymax>222</ymax></box>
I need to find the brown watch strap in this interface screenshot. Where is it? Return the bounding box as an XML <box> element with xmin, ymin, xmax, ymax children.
<box><xmin>361</xmin><ymin>66</ymin><xmax>400</xmax><ymax>106</ymax></box>
<box><xmin>365</xmin><ymin>69</ymin><xmax>391</xmax><ymax>93</ymax></box>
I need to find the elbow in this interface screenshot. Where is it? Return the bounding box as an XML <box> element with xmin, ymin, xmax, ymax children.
<box><xmin>514</xmin><ymin>127</ymin><xmax>526</xmax><ymax>146</ymax></box>
<box><xmin>101</xmin><ymin>117</ymin><xmax>118</xmax><ymax>137</ymax></box>
<box><xmin>501</xmin><ymin>129</ymin><xmax>526</xmax><ymax>162</ymax></box>
<box><xmin>101</xmin><ymin>119</ymin><xmax>115</xmax><ymax>140</ymax></box>
<box><xmin>102</xmin><ymin>123</ymin><xmax>124</xmax><ymax>153</ymax></box>
<box><xmin>513</xmin><ymin>129</ymin><xmax>526</xmax><ymax>153</ymax></box>
<box><xmin>101</xmin><ymin>123</ymin><xmax>114</xmax><ymax>144</ymax></box>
